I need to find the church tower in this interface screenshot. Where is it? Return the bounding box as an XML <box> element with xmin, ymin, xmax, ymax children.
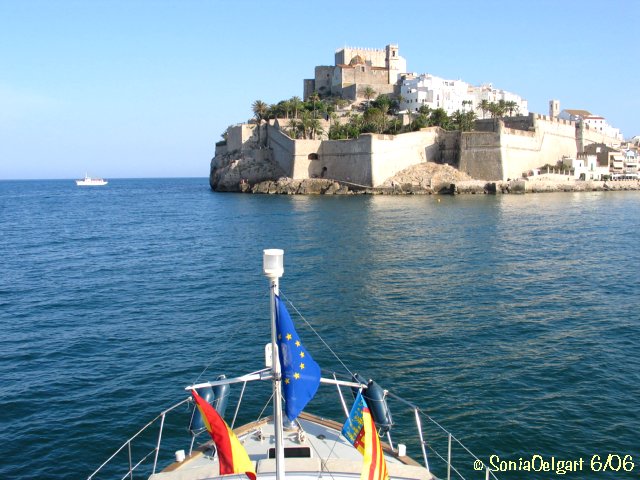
<box><xmin>386</xmin><ymin>44</ymin><xmax>400</xmax><ymax>83</ymax></box>
<box><xmin>549</xmin><ymin>99</ymin><xmax>560</xmax><ymax>118</ymax></box>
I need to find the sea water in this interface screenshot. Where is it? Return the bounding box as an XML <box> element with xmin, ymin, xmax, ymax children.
<box><xmin>1</xmin><ymin>178</ymin><xmax>639</xmax><ymax>479</ymax></box>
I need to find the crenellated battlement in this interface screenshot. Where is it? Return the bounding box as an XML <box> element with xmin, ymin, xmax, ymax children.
<box><xmin>335</xmin><ymin>46</ymin><xmax>386</xmax><ymax>54</ymax></box>
<box><xmin>532</xmin><ymin>113</ymin><xmax>575</xmax><ymax>127</ymax></box>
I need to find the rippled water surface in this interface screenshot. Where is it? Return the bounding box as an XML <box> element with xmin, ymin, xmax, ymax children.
<box><xmin>1</xmin><ymin>178</ymin><xmax>639</xmax><ymax>479</ymax></box>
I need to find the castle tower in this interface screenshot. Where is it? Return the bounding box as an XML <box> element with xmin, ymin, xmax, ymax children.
<box><xmin>549</xmin><ymin>99</ymin><xmax>560</xmax><ymax>118</ymax></box>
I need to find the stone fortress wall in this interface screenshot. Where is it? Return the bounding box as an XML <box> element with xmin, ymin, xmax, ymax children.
<box><xmin>265</xmin><ymin>124</ymin><xmax>441</xmax><ymax>186</ymax></box>
<box><xmin>457</xmin><ymin>114</ymin><xmax>622</xmax><ymax>181</ymax></box>
<box><xmin>216</xmin><ymin>113</ymin><xmax>622</xmax><ymax>187</ymax></box>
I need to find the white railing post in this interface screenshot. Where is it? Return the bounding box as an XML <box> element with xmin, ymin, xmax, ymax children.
<box><xmin>231</xmin><ymin>380</ymin><xmax>247</xmax><ymax>429</ymax></box>
<box><xmin>414</xmin><ymin>408</ymin><xmax>430</xmax><ymax>471</ymax></box>
<box><xmin>334</xmin><ymin>372</ymin><xmax>350</xmax><ymax>418</ymax></box>
<box><xmin>447</xmin><ymin>433</ymin><xmax>452</xmax><ymax>480</ymax></box>
<box><xmin>486</xmin><ymin>466</ymin><xmax>491</xmax><ymax>480</ymax></box>
<box><xmin>152</xmin><ymin>412</ymin><xmax>166</xmax><ymax>474</ymax></box>
<box><xmin>128</xmin><ymin>441</ymin><xmax>133</xmax><ymax>480</ymax></box>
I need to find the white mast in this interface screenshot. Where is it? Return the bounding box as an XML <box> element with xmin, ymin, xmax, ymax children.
<box><xmin>263</xmin><ymin>249</ymin><xmax>285</xmax><ymax>480</ymax></box>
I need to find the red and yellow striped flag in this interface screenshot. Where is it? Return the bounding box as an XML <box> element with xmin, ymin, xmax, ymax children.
<box><xmin>191</xmin><ymin>389</ymin><xmax>256</xmax><ymax>480</ymax></box>
<box><xmin>342</xmin><ymin>391</ymin><xmax>389</xmax><ymax>480</ymax></box>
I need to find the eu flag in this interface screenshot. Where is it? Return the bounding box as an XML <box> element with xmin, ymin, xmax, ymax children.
<box><xmin>275</xmin><ymin>295</ymin><xmax>321</xmax><ymax>420</ymax></box>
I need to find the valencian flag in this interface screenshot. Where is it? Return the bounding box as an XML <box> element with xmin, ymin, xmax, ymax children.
<box><xmin>342</xmin><ymin>391</ymin><xmax>389</xmax><ymax>480</ymax></box>
<box><xmin>191</xmin><ymin>389</ymin><xmax>256</xmax><ymax>480</ymax></box>
<box><xmin>275</xmin><ymin>295</ymin><xmax>321</xmax><ymax>421</ymax></box>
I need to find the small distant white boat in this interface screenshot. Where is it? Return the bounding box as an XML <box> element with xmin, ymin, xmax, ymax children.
<box><xmin>76</xmin><ymin>174</ymin><xmax>108</xmax><ymax>186</ymax></box>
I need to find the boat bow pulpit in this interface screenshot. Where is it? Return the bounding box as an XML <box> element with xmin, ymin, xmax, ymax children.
<box><xmin>89</xmin><ymin>249</ymin><xmax>500</xmax><ymax>480</ymax></box>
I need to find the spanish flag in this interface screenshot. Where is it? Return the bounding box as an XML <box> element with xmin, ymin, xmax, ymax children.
<box><xmin>191</xmin><ymin>389</ymin><xmax>256</xmax><ymax>480</ymax></box>
<box><xmin>342</xmin><ymin>391</ymin><xmax>389</xmax><ymax>480</ymax></box>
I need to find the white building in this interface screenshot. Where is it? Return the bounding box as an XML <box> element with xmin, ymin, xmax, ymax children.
<box><xmin>624</xmin><ymin>149</ymin><xmax>638</xmax><ymax>173</ymax></box>
<box><xmin>558</xmin><ymin>109</ymin><xmax>623</xmax><ymax>141</ymax></box>
<box><xmin>562</xmin><ymin>154</ymin><xmax>609</xmax><ymax>180</ymax></box>
<box><xmin>398</xmin><ymin>74</ymin><xmax>528</xmax><ymax>117</ymax></box>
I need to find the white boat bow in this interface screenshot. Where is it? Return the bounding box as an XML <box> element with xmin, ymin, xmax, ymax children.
<box><xmin>88</xmin><ymin>250</ymin><xmax>498</xmax><ymax>480</ymax></box>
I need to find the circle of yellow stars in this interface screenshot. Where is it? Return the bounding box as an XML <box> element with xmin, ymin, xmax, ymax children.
<box><xmin>278</xmin><ymin>332</ymin><xmax>307</xmax><ymax>384</ymax></box>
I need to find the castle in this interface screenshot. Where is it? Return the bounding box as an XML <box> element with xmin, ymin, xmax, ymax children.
<box><xmin>304</xmin><ymin>44</ymin><xmax>528</xmax><ymax>119</ymax></box>
<box><xmin>211</xmin><ymin>44</ymin><xmax>625</xmax><ymax>190</ymax></box>
<box><xmin>304</xmin><ymin>45</ymin><xmax>406</xmax><ymax>101</ymax></box>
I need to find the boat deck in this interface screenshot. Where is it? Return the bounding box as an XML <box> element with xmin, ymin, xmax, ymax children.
<box><xmin>150</xmin><ymin>412</ymin><xmax>434</xmax><ymax>480</ymax></box>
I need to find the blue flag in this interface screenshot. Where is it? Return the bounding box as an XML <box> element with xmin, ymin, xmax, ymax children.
<box><xmin>275</xmin><ymin>295</ymin><xmax>321</xmax><ymax>420</ymax></box>
<box><xmin>342</xmin><ymin>390</ymin><xmax>367</xmax><ymax>454</ymax></box>
<box><xmin>342</xmin><ymin>391</ymin><xmax>389</xmax><ymax>480</ymax></box>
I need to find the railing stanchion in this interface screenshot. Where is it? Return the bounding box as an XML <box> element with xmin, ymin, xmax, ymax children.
<box><xmin>334</xmin><ymin>372</ymin><xmax>349</xmax><ymax>418</ymax></box>
<box><xmin>128</xmin><ymin>441</ymin><xmax>133</xmax><ymax>480</ymax></box>
<box><xmin>386</xmin><ymin>431</ymin><xmax>394</xmax><ymax>451</ymax></box>
<box><xmin>414</xmin><ymin>408</ymin><xmax>430</xmax><ymax>472</ymax></box>
<box><xmin>189</xmin><ymin>434</ymin><xmax>196</xmax><ymax>456</ymax></box>
<box><xmin>486</xmin><ymin>467</ymin><xmax>491</xmax><ymax>480</ymax></box>
<box><xmin>232</xmin><ymin>381</ymin><xmax>247</xmax><ymax>429</ymax></box>
<box><xmin>152</xmin><ymin>412</ymin><xmax>166</xmax><ymax>475</ymax></box>
<box><xmin>447</xmin><ymin>432</ymin><xmax>452</xmax><ymax>480</ymax></box>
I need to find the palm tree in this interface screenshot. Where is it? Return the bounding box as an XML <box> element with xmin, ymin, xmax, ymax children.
<box><xmin>287</xmin><ymin>118</ymin><xmax>301</xmax><ymax>139</ymax></box>
<box><xmin>251</xmin><ymin>99</ymin><xmax>268</xmax><ymax>143</ymax></box>
<box><xmin>290</xmin><ymin>96</ymin><xmax>303</xmax><ymax>119</ymax></box>
<box><xmin>252</xmin><ymin>99</ymin><xmax>268</xmax><ymax>122</ymax></box>
<box><xmin>308</xmin><ymin>118</ymin><xmax>323</xmax><ymax>139</ymax></box>
<box><xmin>362</xmin><ymin>86</ymin><xmax>376</xmax><ymax>107</ymax></box>
<box><xmin>497</xmin><ymin>100</ymin><xmax>507</xmax><ymax>117</ymax></box>
<box><xmin>452</xmin><ymin>110</ymin><xmax>477</xmax><ymax>131</ymax></box>
<box><xmin>281</xmin><ymin>100</ymin><xmax>291</xmax><ymax>119</ymax></box>
<box><xmin>308</xmin><ymin>92</ymin><xmax>320</xmax><ymax>118</ymax></box>
<box><xmin>478</xmin><ymin>99</ymin><xmax>490</xmax><ymax>119</ymax></box>
<box><xmin>380</xmin><ymin>103</ymin><xmax>390</xmax><ymax>133</ymax></box>
<box><xmin>505</xmin><ymin>100</ymin><xmax>518</xmax><ymax>117</ymax></box>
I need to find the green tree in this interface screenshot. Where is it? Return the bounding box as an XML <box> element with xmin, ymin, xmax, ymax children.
<box><xmin>372</xmin><ymin>94</ymin><xmax>391</xmax><ymax>110</ymax></box>
<box><xmin>452</xmin><ymin>110</ymin><xmax>477</xmax><ymax>131</ymax></box>
<box><xmin>498</xmin><ymin>99</ymin><xmax>507</xmax><ymax>116</ymax></box>
<box><xmin>429</xmin><ymin>108</ymin><xmax>450</xmax><ymax>129</ymax></box>
<box><xmin>417</xmin><ymin>105</ymin><xmax>432</xmax><ymax>116</ymax></box>
<box><xmin>251</xmin><ymin>99</ymin><xmax>268</xmax><ymax>143</ymax></box>
<box><xmin>505</xmin><ymin>100</ymin><xmax>518</xmax><ymax>116</ymax></box>
<box><xmin>478</xmin><ymin>99</ymin><xmax>490</xmax><ymax>119</ymax></box>
<box><xmin>379</xmin><ymin>103</ymin><xmax>390</xmax><ymax>133</ymax></box>
<box><xmin>287</xmin><ymin>118</ymin><xmax>301</xmax><ymax>138</ymax></box>
<box><xmin>252</xmin><ymin>99</ymin><xmax>268</xmax><ymax>123</ymax></box>
<box><xmin>362</xmin><ymin>86</ymin><xmax>376</xmax><ymax>107</ymax></box>
<box><xmin>487</xmin><ymin>102</ymin><xmax>501</xmax><ymax>118</ymax></box>
<box><xmin>308</xmin><ymin>92</ymin><xmax>320</xmax><ymax>118</ymax></box>
<box><xmin>364</xmin><ymin>107</ymin><xmax>384</xmax><ymax>133</ymax></box>
<box><xmin>290</xmin><ymin>96</ymin><xmax>303</xmax><ymax>119</ymax></box>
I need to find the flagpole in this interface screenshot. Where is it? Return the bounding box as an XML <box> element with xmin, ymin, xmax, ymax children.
<box><xmin>263</xmin><ymin>249</ymin><xmax>286</xmax><ymax>480</ymax></box>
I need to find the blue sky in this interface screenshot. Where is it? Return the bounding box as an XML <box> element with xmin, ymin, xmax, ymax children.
<box><xmin>1</xmin><ymin>0</ymin><xmax>638</xmax><ymax>180</ymax></box>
